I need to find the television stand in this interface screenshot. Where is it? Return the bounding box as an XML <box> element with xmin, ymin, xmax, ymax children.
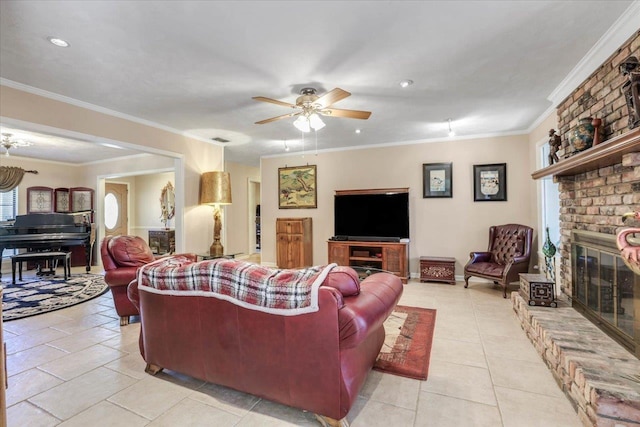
<box><xmin>327</xmin><ymin>240</ymin><xmax>409</xmax><ymax>284</ymax></box>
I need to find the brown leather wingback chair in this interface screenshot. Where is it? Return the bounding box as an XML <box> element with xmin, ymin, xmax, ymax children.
<box><xmin>100</xmin><ymin>235</ymin><xmax>196</xmax><ymax>326</ymax></box>
<box><xmin>464</xmin><ymin>224</ymin><xmax>533</xmax><ymax>298</ymax></box>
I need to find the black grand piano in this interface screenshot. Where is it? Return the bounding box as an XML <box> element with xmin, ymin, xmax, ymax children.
<box><xmin>0</xmin><ymin>213</ymin><xmax>94</xmax><ymax>279</ymax></box>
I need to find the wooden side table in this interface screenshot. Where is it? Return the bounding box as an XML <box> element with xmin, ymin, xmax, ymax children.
<box><xmin>420</xmin><ymin>256</ymin><xmax>456</xmax><ymax>285</ymax></box>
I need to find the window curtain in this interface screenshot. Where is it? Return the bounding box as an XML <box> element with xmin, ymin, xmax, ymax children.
<box><xmin>0</xmin><ymin>166</ymin><xmax>38</xmax><ymax>192</ymax></box>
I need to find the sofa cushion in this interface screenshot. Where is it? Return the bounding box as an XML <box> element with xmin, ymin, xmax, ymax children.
<box><xmin>108</xmin><ymin>235</ymin><xmax>155</xmax><ymax>267</ymax></box>
<box><xmin>465</xmin><ymin>261</ymin><xmax>505</xmax><ymax>278</ymax></box>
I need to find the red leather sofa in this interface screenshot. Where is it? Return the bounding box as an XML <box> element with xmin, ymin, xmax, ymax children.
<box><xmin>100</xmin><ymin>235</ymin><xmax>194</xmax><ymax>325</ymax></box>
<box><xmin>128</xmin><ymin>261</ymin><xmax>403</xmax><ymax>427</ymax></box>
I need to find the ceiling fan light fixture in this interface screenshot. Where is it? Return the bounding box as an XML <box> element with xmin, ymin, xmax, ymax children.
<box><xmin>293</xmin><ymin>116</ymin><xmax>311</xmax><ymax>133</ymax></box>
<box><xmin>308</xmin><ymin>113</ymin><xmax>325</xmax><ymax>131</ymax></box>
<box><xmin>1</xmin><ymin>133</ymin><xmax>33</xmax><ymax>156</ymax></box>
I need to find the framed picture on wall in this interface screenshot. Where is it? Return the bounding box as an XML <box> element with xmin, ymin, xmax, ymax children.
<box><xmin>423</xmin><ymin>162</ymin><xmax>452</xmax><ymax>198</ymax></box>
<box><xmin>473</xmin><ymin>163</ymin><xmax>507</xmax><ymax>202</ymax></box>
<box><xmin>27</xmin><ymin>186</ymin><xmax>53</xmax><ymax>213</ymax></box>
<box><xmin>278</xmin><ymin>165</ymin><xmax>317</xmax><ymax>209</ymax></box>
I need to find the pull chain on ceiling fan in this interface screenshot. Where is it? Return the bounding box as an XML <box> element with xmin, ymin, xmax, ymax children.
<box><xmin>252</xmin><ymin>87</ymin><xmax>371</xmax><ymax>132</ymax></box>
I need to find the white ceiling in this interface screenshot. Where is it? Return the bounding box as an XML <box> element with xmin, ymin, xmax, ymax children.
<box><xmin>0</xmin><ymin>1</ymin><xmax>637</xmax><ymax>166</ymax></box>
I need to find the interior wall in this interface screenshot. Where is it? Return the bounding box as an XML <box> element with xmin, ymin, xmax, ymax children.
<box><xmin>0</xmin><ymin>84</ymin><xmax>224</xmax><ymax>254</ymax></box>
<box><xmin>224</xmin><ymin>161</ymin><xmax>260</xmax><ymax>256</ymax></box>
<box><xmin>0</xmin><ymin>156</ymin><xmax>85</xmax><ymax>214</ymax></box>
<box><xmin>260</xmin><ymin>134</ymin><xmax>534</xmax><ymax>277</ymax></box>
<box><xmin>133</xmin><ymin>172</ymin><xmax>175</xmax><ymax>238</ymax></box>
<box><xmin>0</xmin><ymin>156</ymin><xmax>86</xmax><ymax>274</ymax></box>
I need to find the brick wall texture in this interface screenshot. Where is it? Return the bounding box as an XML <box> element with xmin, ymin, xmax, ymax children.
<box><xmin>555</xmin><ymin>30</ymin><xmax>640</xmax><ymax>297</ymax></box>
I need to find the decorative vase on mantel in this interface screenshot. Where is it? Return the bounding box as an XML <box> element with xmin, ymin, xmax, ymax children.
<box><xmin>569</xmin><ymin>117</ymin><xmax>595</xmax><ymax>154</ymax></box>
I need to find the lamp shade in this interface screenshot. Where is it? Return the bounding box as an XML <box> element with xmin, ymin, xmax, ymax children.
<box><xmin>293</xmin><ymin>116</ymin><xmax>311</xmax><ymax>133</ymax></box>
<box><xmin>200</xmin><ymin>171</ymin><xmax>232</xmax><ymax>205</ymax></box>
<box><xmin>308</xmin><ymin>113</ymin><xmax>325</xmax><ymax>130</ymax></box>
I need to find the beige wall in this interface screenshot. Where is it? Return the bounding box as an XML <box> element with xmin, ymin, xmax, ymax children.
<box><xmin>261</xmin><ymin>134</ymin><xmax>535</xmax><ymax>277</ymax></box>
<box><xmin>134</xmin><ymin>172</ymin><xmax>175</xmax><ymax>231</ymax></box>
<box><xmin>224</xmin><ymin>161</ymin><xmax>261</xmax><ymax>256</ymax></box>
<box><xmin>0</xmin><ymin>156</ymin><xmax>85</xmax><ymax>214</ymax></box>
<box><xmin>0</xmin><ymin>84</ymin><xmax>224</xmax><ymax>254</ymax></box>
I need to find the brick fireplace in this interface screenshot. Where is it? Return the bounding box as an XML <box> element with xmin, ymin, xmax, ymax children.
<box><xmin>516</xmin><ymin>31</ymin><xmax>640</xmax><ymax>426</ymax></box>
<box><xmin>551</xmin><ymin>29</ymin><xmax>640</xmax><ymax>359</ymax></box>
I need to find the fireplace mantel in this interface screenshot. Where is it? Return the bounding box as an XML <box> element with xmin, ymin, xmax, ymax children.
<box><xmin>532</xmin><ymin>128</ymin><xmax>640</xmax><ymax>180</ymax></box>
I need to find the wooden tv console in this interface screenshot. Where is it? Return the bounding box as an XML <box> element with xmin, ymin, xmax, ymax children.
<box><xmin>327</xmin><ymin>240</ymin><xmax>409</xmax><ymax>284</ymax></box>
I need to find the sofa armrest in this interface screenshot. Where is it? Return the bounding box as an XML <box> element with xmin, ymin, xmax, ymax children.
<box><xmin>511</xmin><ymin>255</ymin><xmax>529</xmax><ymax>265</ymax></box>
<box><xmin>155</xmin><ymin>253</ymin><xmax>197</xmax><ymax>261</ymax></box>
<box><xmin>322</xmin><ymin>266</ymin><xmax>360</xmax><ymax>297</ymax></box>
<box><xmin>127</xmin><ymin>279</ymin><xmax>140</xmax><ymax>311</ymax></box>
<box><xmin>338</xmin><ymin>272</ymin><xmax>403</xmax><ymax>349</ymax></box>
<box><xmin>468</xmin><ymin>251</ymin><xmax>491</xmax><ymax>264</ymax></box>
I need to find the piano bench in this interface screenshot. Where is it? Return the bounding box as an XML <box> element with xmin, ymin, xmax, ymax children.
<box><xmin>11</xmin><ymin>251</ymin><xmax>72</xmax><ymax>284</ymax></box>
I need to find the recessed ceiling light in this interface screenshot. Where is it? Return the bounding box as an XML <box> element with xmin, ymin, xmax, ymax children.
<box><xmin>47</xmin><ymin>36</ymin><xmax>70</xmax><ymax>47</ymax></box>
<box><xmin>355</xmin><ymin>129</ymin><xmax>361</xmax><ymax>134</ymax></box>
<box><xmin>399</xmin><ymin>79</ymin><xmax>413</xmax><ymax>88</ymax></box>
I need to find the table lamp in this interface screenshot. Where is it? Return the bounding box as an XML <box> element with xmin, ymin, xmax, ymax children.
<box><xmin>200</xmin><ymin>171</ymin><xmax>232</xmax><ymax>256</ymax></box>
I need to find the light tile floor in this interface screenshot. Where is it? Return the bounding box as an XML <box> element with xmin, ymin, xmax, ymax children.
<box><xmin>3</xmin><ymin>267</ymin><xmax>583</xmax><ymax>427</ymax></box>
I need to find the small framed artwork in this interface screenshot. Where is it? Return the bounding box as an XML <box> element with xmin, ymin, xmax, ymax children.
<box><xmin>423</xmin><ymin>162</ymin><xmax>452</xmax><ymax>198</ymax></box>
<box><xmin>27</xmin><ymin>186</ymin><xmax>53</xmax><ymax>213</ymax></box>
<box><xmin>473</xmin><ymin>163</ymin><xmax>507</xmax><ymax>202</ymax></box>
<box><xmin>278</xmin><ymin>165</ymin><xmax>317</xmax><ymax>209</ymax></box>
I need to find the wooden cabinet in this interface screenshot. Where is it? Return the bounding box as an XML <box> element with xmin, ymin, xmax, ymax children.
<box><xmin>276</xmin><ymin>218</ymin><xmax>312</xmax><ymax>268</ymax></box>
<box><xmin>148</xmin><ymin>229</ymin><xmax>175</xmax><ymax>255</ymax></box>
<box><xmin>327</xmin><ymin>240</ymin><xmax>409</xmax><ymax>283</ymax></box>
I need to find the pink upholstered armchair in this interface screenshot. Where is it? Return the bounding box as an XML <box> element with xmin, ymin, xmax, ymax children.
<box><xmin>100</xmin><ymin>235</ymin><xmax>195</xmax><ymax>325</ymax></box>
<box><xmin>464</xmin><ymin>224</ymin><xmax>533</xmax><ymax>298</ymax></box>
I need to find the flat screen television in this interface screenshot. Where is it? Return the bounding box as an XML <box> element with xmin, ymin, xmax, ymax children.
<box><xmin>334</xmin><ymin>191</ymin><xmax>409</xmax><ymax>241</ymax></box>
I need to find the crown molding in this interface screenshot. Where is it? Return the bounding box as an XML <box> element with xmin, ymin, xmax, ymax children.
<box><xmin>547</xmin><ymin>1</ymin><xmax>640</xmax><ymax>107</ymax></box>
<box><xmin>261</xmin><ymin>129</ymin><xmax>528</xmax><ymax>160</ymax></box>
<box><xmin>0</xmin><ymin>78</ymin><xmax>219</xmax><ymax>146</ymax></box>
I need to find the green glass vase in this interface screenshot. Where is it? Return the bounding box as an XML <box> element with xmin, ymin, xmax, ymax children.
<box><xmin>542</xmin><ymin>227</ymin><xmax>556</xmax><ymax>258</ymax></box>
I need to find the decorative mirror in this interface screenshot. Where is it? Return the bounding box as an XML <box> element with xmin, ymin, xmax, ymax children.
<box><xmin>160</xmin><ymin>181</ymin><xmax>175</xmax><ymax>228</ymax></box>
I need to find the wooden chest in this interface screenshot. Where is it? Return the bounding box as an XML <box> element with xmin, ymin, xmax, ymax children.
<box><xmin>519</xmin><ymin>273</ymin><xmax>556</xmax><ymax>307</ymax></box>
<box><xmin>420</xmin><ymin>256</ymin><xmax>456</xmax><ymax>285</ymax></box>
<box><xmin>148</xmin><ymin>229</ymin><xmax>175</xmax><ymax>255</ymax></box>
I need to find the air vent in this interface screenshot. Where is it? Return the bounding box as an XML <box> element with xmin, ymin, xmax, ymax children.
<box><xmin>211</xmin><ymin>137</ymin><xmax>230</xmax><ymax>143</ymax></box>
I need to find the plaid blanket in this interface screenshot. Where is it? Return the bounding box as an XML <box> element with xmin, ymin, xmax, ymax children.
<box><xmin>137</xmin><ymin>256</ymin><xmax>336</xmax><ymax>316</ymax></box>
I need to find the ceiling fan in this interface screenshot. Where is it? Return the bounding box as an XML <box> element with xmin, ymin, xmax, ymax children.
<box><xmin>1</xmin><ymin>133</ymin><xmax>33</xmax><ymax>157</ymax></box>
<box><xmin>253</xmin><ymin>87</ymin><xmax>371</xmax><ymax>132</ymax></box>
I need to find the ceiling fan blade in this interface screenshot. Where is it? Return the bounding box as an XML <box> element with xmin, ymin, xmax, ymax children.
<box><xmin>255</xmin><ymin>111</ymin><xmax>301</xmax><ymax>125</ymax></box>
<box><xmin>252</xmin><ymin>96</ymin><xmax>297</xmax><ymax>109</ymax></box>
<box><xmin>320</xmin><ymin>108</ymin><xmax>371</xmax><ymax>120</ymax></box>
<box><xmin>313</xmin><ymin>88</ymin><xmax>351</xmax><ymax>108</ymax></box>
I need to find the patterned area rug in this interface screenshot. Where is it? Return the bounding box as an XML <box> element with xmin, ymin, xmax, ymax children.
<box><xmin>374</xmin><ymin>305</ymin><xmax>437</xmax><ymax>380</ymax></box>
<box><xmin>2</xmin><ymin>273</ymin><xmax>108</xmax><ymax>321</ymax></box>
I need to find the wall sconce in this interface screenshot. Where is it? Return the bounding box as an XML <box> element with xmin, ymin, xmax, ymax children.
<box><xmin>200</xmin><ymin>171</ymin><xmax>232</xmax><ymax>256</ymax></box>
